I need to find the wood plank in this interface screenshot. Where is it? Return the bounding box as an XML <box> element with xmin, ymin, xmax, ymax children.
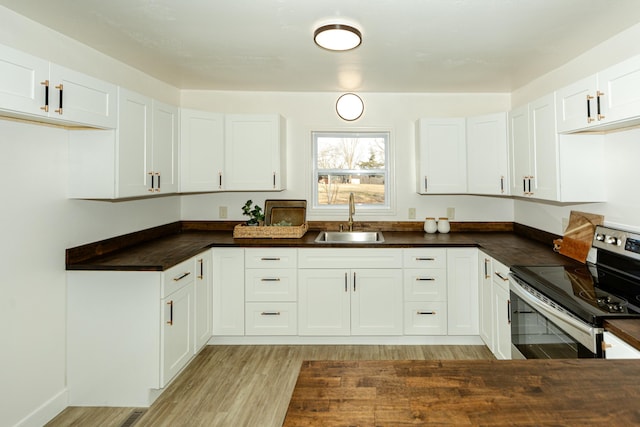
<box><xmin>284</xmin><ymin>359</ymin><xmax>640</xmax><ymax>426</ymax></box>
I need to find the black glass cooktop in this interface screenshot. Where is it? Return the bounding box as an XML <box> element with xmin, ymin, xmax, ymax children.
<box><xmin>510</xmin><ymin>264</ymin><xmax>640</xmax><ymax>325</ymax></box>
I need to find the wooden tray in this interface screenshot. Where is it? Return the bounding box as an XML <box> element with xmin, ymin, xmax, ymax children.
<box><xmin>264</xmin><ymin>199</ymin><xmax>307</xmax><ymax>226</ymax></box>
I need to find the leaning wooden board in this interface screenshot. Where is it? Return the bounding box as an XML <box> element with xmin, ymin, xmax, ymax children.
<box><xmin>557</xmin><ymin>210</ymin><xmax>604</xmax><ymax>263</ymax></box>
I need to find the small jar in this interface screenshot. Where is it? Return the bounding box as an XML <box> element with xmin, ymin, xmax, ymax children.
<box><xmin>424</xmin><ymin>217</ymin><xmax>437</xmax><ymax>234</ymax></box>
<box><xmin>437</xmin><ymin>217</ymin><xmax>450</xmax><ymax>234</ymax></box>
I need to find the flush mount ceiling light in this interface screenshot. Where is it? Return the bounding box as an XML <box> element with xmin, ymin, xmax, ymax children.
<box><xmin>314</xmin><ymin>24</ymin><xmax>362</xmax><ymax>51</ymax></box>
<box><xmin>336</xmin><ymin>93</ymin><xmax>364</xmax><ymax>121</ymax></box>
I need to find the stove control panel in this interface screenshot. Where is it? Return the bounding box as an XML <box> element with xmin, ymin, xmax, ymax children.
<box><xmin>593</xmin><ymin>226</ymin><xmax>640</xmax><ymax>260</ymax></box>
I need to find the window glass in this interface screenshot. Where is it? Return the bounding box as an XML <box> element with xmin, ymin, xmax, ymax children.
<box><xmin>312</xmin><ymin>131</ymin><xmax>390</xmax><ymax>210</ymax></box>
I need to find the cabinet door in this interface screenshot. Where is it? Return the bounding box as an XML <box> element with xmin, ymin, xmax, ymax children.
<box><xmin>161</xmin><ymin>283</ymin><xmax>194</xmax><ymax>386</ymax></box>
<box><xmin>224</xmin><ymin>114</ymin><xmax>285</xmax><ymax>190</ymax></box>
<box><xmin>478</xmin><ymin>253</ymin><xmax>493</xmax><ymax>351</ymax></box>
<box><xmin>446</xmin><ymin>248</ymin><xmax>479</xmax><ymax>336</ymax></box>
<box><xmin>529</xmin><ymin>93</ymin><xmax>559</xmax><ymax>201</ymax></box>
<box><xmin>298</xmin><ymin>269</ymin><xmax>350</xmax><ymax>336</ymax></box>
<box><xmin>117</xmin><ymin>88</ymin><xmax>153</xmax><ymax>198</ymax></box>
<box><xmin>213</xmin><ymin>249</ymin><xmax>245</xmax><ymax>336</ymax></box>
<box><xmin>0</xmin><ymin>44</ymin><xmax>49</xmax><ymax>117</ymax></box>
<box><xmin>351</xmin><ymin>269</ymin><xmax>403</xmax><ymax>336</ymax></box>
<box><xmin>49</xmin><ymin>63</ymin><xmax>117</xmax><ymax>128</ymax></box>
<box><xmin>180</xmin><ymin>109</ymin><xmax>224</xmax><ymax>192</ymax></box>
<box><xmin>415</xmin><ymin>118</ymin><xmax>467</xmax><ymax>193</ymax></box>
<box><xmin>194</xmin><ymin>252</ymin><xmax>213</xmax><ymax>352</ymax></box>
<box><xmin>508</xmin><ymin>104</ymin><xmax>531</xmax><ymax>196</ymax></box>
<box><xmin>152</xmin><ymin>100</ymin><xmax>179</xmax><ymax>194</ymax></box>
<box><xmin>466</xmin><ymin>113</ymin><xmax>509</xmax><ymax>195</ymax></box>
<box><xmin>493</xmin><ymin>277</ymin><xmax>512</xmax><ymax>360</ymax></box>
<box><xmin>555</xmin><ymin>74</ymin><xmax>598</xmax><ymax>133</ymax></box>
<box><xmin>599</xmin><ymin>54</ymin><xmax>640</xmax><ymax>125</ymax></box>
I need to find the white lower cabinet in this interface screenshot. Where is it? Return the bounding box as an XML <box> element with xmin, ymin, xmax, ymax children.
<box><xmin>603</xmin><ymin>331</ymin><xmax>640</xmax><ymax>359</ymax></box>
<box><xmin>244</xmin><ymin>248</ymin><xmax>297</xmax><ymax>336</ymax></box>
<box><xmin>447</xmin><ymin>248</ymin><xmax>479</xmax><ymax>335</ymax></box>
<box><xmin>194</xmin><ymin>250</ymin><xmax>213</xmax><ymax>351</ymax></box>
<box><xmin>403</xmin><ymin>248</ymin><xmax>448</xmax><ymax>335</ymax></box>
<box><xmin>478</xmin><ymin>250</ymin><xmax>512</xmax><ymax>359</ymax></box>
<box><xmin>66</xmin><ymin>252</ymin><xmax>210</xmax><ymax>407</ymax></box>
<box><xmin>298</xmin><ymin>249</ymin><xmax>403</xmax><ymax>336</ymax></box>
<box><xmin>213</xmin><ymin>248</ymin><xmax>245</xmax><ymax>336</ymax></box>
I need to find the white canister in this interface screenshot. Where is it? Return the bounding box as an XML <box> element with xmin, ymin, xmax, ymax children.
<box><xmin>437</xmin><ymin>217</ymin><xmax>450</xmax><ymax>233</ymax></box>
<box><xmin>424</xmin><ymin>217</ymin><xmax>437</xmax><ymax>233</ymax></box>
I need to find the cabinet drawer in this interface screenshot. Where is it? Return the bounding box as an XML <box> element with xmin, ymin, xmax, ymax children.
<box><xmin>403</xmin><ymin>249</ymin><xmax>447</xmax><ymax>269</ymax></box>
<box><xmin>298</xmin><ymin>248</ymin><xmax>402</xmax><ymax>269</ymax></box>
<box><xmin>162</xmin><ymin>258</ymin><xmax>196</xmax><ymax>298</ymax></box>
<box><xmin>245</xmin><ymin>302</ymin><xmax>297</xmax><ymax>335</ymax></box>
<box><xmin>245</xmin><ymin>269</ymin><xmax>297</xmax><ymax>301</ymax></box>
<box><xmin>404</xmin><ymin>302</ymin><xmax>447</xmax><ymax>335</ymax></box>
<box><xmin>403</xmin><ymin>269</ymin><xmax>447</xmax><ymax>301</ymax></box>
<box><xmin>245</xmin><ymin>248</ymin><xmax>297</xmax><ymax>269</ymax></box>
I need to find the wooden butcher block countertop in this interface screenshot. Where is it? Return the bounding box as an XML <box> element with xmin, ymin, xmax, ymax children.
<box><xmin>284</xmin><ymin>359</ymin><xmax>640</xmax><ymax>426</ymax></box>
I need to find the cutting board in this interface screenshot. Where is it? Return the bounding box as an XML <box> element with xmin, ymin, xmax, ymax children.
<box><xmin>557</xmin><ymin>211</ymin><xmax>604</xmax><ymax>263</ymax></box>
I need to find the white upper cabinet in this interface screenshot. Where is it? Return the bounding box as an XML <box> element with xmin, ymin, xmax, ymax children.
<box><xmin>68</xmin><ymin>88</ymin><xmax>179</xmax><ymax>199</ymax></box>
<box><xmin>556</xmin><ymin>54</ymin><xmax>640</xmax><ymax>133</ymax></box>
<box><xmin>0</xmin><ymin>43</ymin><xmax>116</xmax><ymax>128</ymax></box>
<box><xmin>415</xmin><ymin>118</ymin><xmax>467</xmax><ymax>194</ymax></box>
<box><xmin>466</xmin><ymin>112</ymin><xmax>509</xmax><ymax>195</ymax></box>
<box><xmin>509</xmin><ymin>93</ymin><xmax>605</xmax><ymax>202</ymax></box>
<box><xmin>224</xmin><ymin>114</ymin><xmax>286</xmax><ymax>191</ymax></box>
<box><xmin>180</xmin><ymin>109</ymin><xmax>224</xmax><ymax>192</ymax></box>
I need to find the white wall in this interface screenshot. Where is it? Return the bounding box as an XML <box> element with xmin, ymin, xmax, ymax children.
<box><xmin>0</xmin><ymin>6</ymin><xmax>182</xmax><ymax>426</ymax></box>
<box><xmin>180</xmin><ymin>91</ymin><xmax>514</xmax><ymax>223</ymax></box>
<box><xmin>0</xmin><ymin>119</ymin><xmax>181</xmax><ymax>427</ymax></box>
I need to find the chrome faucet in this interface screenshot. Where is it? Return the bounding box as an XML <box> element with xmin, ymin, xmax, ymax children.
<box><xmin>347</xmin><ymin>192</ymin><xmax>355</xmax><ymax>231</ymax></box>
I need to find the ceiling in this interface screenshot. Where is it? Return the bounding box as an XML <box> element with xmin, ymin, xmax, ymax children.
<box><xmin>2</xmin><ymin>0</ymin><xmax>640</xmax><ymax>93</ymax></box>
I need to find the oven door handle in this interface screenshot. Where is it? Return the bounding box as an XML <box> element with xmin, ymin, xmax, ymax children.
<box><xmin>508</xmin><ymin>275</ymin><xmax>601</xmax><ymax>352</ymax></box>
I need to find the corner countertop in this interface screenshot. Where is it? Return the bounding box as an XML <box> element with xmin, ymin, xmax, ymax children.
<box><xmin>66</xmin><ymin>228</ymin><xmax>579</xmax><ymax>272</ymax></box>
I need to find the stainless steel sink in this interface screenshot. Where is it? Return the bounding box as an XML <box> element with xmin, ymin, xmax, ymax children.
<box><xmin>314</xmin><ymin>231</ymin><xmax>385</xmax><ymax>243</ymax></box>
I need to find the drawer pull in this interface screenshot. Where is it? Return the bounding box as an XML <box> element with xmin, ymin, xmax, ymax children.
<box><xmin>261</xmin><ymin>311</ymin><xmax>281</xmax><ymax>316</ymax></box>
<box><xmin>173</xmin><ymin>271</ymin><xmax>191</xmax><ymax>281</ymax></box>
<box><xmin>416</xmin><ymin>277</ymin><xmax>435</xmax><ymax>281</ymax></box>
<box><xmin>417</xmin><ymin>311</ymin><xmax>436</xmax><ymax>315</ymax></box>
<box><xmin>261</xmin><ymin>278</ymin><xmax>281</xmax><ymax>282</ymax></box>
<box><xmin>415</xmin><ymin>257</ymin><xmax>435</xmax><ymax>261</ymax></box>
<box><xmin>495</xmin><ymin>272</ymin><xmax>509</xmax><ymax>281</ymax></box>
<box><xmin>197</xmin><ymin>259</ymin><xmax>204</xmax><ymax>279</ymax></box>
<box><xmin>260</xmin><ymin>257</ymin><xmax>281</xmax><ymax>261</ymax></box>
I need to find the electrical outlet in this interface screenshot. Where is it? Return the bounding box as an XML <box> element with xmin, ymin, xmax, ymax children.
<box><xmin>447</xmin><ymin>207</ymin><xmax>455</xmax><ymax>220</ymax></box>
<box><xmin>408</xmin><ymin>208</ymin><xmax>416</xmax><ymax>219</ymax></box>
<box><xmin>219</xmin><ymin>206</ymin><xmax>228</xmax><ymax>219</ymax></box>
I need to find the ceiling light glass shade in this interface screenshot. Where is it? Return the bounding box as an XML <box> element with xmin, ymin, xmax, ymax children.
<box><xmin>336</xmin><ymin>93</ymin><xmax>364</xmax><ymax>121</ymax></box>
<box><xmin>314</xmin><ymin>24</ymin><xmax>362</xmax><ymax>51</ymax></box>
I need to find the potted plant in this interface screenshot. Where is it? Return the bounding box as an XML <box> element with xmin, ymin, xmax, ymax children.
<box><xmin>242</xmin><ymin>200</ymin><xmax>265</xmax><ymax>226</ymax></box>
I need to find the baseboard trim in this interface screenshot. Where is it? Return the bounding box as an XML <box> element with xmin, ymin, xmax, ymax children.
<box><xmin>208</xmin><ymin>335</ymin><xmax>484</xmax><ymax>346</ymax></box>
<box><xmin>14</xmin><ymin>388</ymin><xmax>68</xmax><ymax>427</ymax></box>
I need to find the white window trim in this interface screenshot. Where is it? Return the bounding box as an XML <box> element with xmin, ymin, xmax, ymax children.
<box><xmin>310</xmin><ymin>129</ymin><xmax>395</xmax><ymax>216</ymax></box>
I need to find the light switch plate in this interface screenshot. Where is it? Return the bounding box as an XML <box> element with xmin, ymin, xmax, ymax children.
<box><xmin>408</xmin><ymin>208</ymin><xmax>416</xmax><ymax>219</ymax></box>
<box><xmin>219</xmin><ymin>206</ymin><xmax>228</xmax><ymax>219</ymax></box>
<box><xmin>447</xmin><ymin>207</ymin><xmax>455</xmax><ymax>220</ymax></box>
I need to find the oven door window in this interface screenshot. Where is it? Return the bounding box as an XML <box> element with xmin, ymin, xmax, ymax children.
<box><xmin>511</xmin><ymin>291</ymin><xmax>597</xmax><ymax>358</ymax></box>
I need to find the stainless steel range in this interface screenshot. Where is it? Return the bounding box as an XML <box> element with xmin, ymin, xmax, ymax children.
<box><xmin>509</xmin><ymin>225</ymin><xmax>640</xmax><ymax>358</ymax></box>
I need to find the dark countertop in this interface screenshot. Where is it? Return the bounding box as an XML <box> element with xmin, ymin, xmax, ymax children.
<box><xmin>66</xmin><ymin>229</ymin><xmax>579</xmax><ymax>271</ymax></box>
<box><xmin>284</xmin><ymin>359</ymin><xmax>640</xmax><ymax>426</ymax></box>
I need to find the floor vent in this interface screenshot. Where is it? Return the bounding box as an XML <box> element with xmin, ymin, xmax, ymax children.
<box><xmin>119</xmin><ymin>409</ymin><xmax>146</xmax><ymax>427</ymax></box>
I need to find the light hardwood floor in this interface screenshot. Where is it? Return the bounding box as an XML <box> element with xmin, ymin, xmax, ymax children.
<box><xmin>47</xmin><ymin>344</ymin><xmax>494</xmax><ymax>427</ymax></box>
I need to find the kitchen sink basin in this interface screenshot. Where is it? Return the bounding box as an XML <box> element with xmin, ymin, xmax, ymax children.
<box><xmin>314</xmin><ymin>231</ymin><xmax>385</xmax><ymax>244</ymax></box>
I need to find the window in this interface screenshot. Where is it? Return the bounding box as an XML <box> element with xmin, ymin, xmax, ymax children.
<box><xmin>312</xmin><ymin>131</ymin><xmax>391</xmax><ymax>211</ymax></box>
